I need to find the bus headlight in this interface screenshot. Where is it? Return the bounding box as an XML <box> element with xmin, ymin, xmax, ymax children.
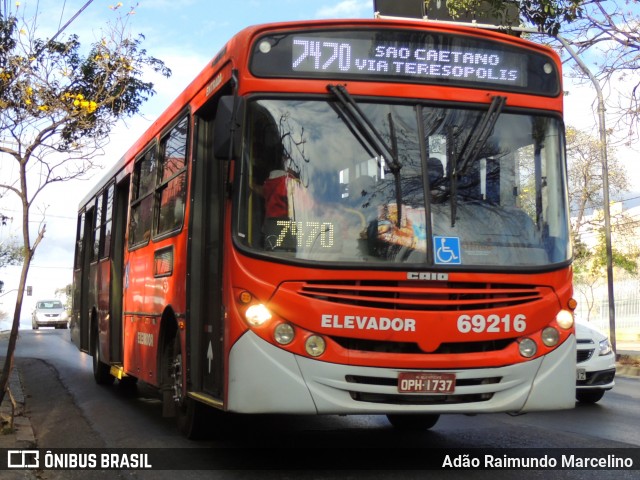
<box><xmin>518</xmin><ymin>338</ymin><xmax>537</xmax><ymax>358</ymax></box>
<box><xmin>244</xmin><ymin>304</ymin><xmax>272</xmax><ymax>327</ymax></box>
<box><xmin>556</xmin><ymin>310</ymin><xmax>574</xmax><ymax>329</ymax></box>
<box><xmin>541</xmin><ymin>327</ymin><xmax>560</xmax><ymax>347</ymax></box>
<box><xmin>305</xmin><ymin>335</ymin><xmax>326</xmax><ymax>357</ymax></box>
<box><xmin>274</xmin><ymin>323</ymin><xmax>295</xmax><ymax>345</ymax></box>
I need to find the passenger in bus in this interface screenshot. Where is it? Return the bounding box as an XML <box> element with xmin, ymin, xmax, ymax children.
<box><xmin>252</xmin><ymin>148</ymin><xmax>311</xmax><ymax>250</ymax></box>
<box><xmin>252</xmin><ymin>149</ymin><xmax>302</xmax><ymax>219</ymax></box>
<box><xmin>428</xmin><ymin>157</ymin><xmax>447</xmax><ymax>203</ymax></box>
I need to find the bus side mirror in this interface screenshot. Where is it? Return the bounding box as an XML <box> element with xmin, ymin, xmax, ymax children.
<box><xmin>214</xmin><ymin>95</ymin><xmax>244</xmax><ymax>160</ymax></box>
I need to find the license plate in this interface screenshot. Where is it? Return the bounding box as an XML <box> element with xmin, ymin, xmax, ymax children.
<box><xmin>576</xmin><ymin>368</ymin><xmax>586</xmax><ymax>381</ymax></box>
<box><xmin>398</xmin><ymin>372</ymin><xmax>456</xmax><ymax>393</ymax></box>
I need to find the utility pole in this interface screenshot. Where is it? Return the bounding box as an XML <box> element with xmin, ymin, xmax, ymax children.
<box><xmin>557</xmin><ymin>36</ymin><xmax>617</xmax><ymax>354</ymax></box>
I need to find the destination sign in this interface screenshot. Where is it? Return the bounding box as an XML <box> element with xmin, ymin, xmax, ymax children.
<box><xmin>250</xmin><ymin>29</ymin><xmax>559</xmax><ymax>96</ymax></box>
<box><xmin>291</xmin><ymin>37</ymin><xmax>523</xmax><ymax>86</ymax></box>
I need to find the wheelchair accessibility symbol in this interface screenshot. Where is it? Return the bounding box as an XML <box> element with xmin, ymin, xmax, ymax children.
<box><xmin>434</xmin><ymin>236</ymin><xmax>461</xmax><ymax>265</ymax></box>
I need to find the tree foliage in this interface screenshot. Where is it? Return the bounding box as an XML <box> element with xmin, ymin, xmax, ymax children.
<box><xmin>0</xmin><ymin>237</ymin><xmax>23</xmax><ymax>268</ymax></box>
<box><xmin>446</xmin><ymin>0</ymin><xmax>583</xmax><ymax>35</ymax></box>
<box><xmin>557</xmin><ymin>0</ymin><xmax>640</xmax><ymax>143</ymax></box>
<box><xmin>0</xmin><ymin>11</ymin><xmax>170</xmax><ymax>160</ymax></box>
<box><xmin>565</xmin><ymin>126</ymin><xmax>629</xmax><ymax>236</ymax></box>
<box><xmin>566</xmin><ymin>127</ymin><xmax>638</xmax><ymax>285</ymax></box>
<box><xmin>447</xmin><ymin>1</ymin><xmax>640</xmax><ymax>142</ymax></box>
<box><xmin>0</xmin><ymin>211</ymin><xmax>23</xmax><ymax>268</ymax></box>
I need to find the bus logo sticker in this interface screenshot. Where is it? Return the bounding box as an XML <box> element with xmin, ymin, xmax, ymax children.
<box><xmin>434</xmin><ymin>236</ymin><xmax>461</xmax><ymax>265</ymax></box>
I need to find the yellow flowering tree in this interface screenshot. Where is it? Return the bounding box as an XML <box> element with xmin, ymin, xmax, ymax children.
<box><xmin>0</xmin><ymin>5</ymin><xmax>171</xmax><ymax>404</ymax></box>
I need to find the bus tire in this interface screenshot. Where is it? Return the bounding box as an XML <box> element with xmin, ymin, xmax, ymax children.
<box><xmin>92</xmin><ymin>322</ymin><xmax>114</xmax><ymax>386</ymax></box>
<box><xmin>386</xmin><ymin>413</ymin><xmax>440</xmax><ymax>430</ymax></box>
<box><xmin>168</xmin><ymin>334</ymin><xmax>206</xmax><ymax>439</ymax></box>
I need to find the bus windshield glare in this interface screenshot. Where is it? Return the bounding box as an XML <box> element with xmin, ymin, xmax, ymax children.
<box><xmin>236</xmin><ymin>97</ymin><xmax>571</xmax><ymax>268</ymax></box>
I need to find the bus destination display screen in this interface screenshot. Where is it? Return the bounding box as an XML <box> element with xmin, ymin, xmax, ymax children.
<box><xmin>250</xmin><ymin>29</ymin><xmax>559</xmax><ymax>95</ymax></box>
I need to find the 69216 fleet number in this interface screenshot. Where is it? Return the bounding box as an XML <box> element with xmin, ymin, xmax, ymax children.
<box><xmin>457</xmin><ymin>314</ymin><xmax>527</xmax><ymax>334</ymax></box>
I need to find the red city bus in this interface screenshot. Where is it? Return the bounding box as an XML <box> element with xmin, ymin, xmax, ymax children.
<box><xmin>71</xmin><ymin>17</ymin><xmax>576</xmax><ymax>438</ymax></box>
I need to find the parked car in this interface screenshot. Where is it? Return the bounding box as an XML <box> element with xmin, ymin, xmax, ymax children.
<box><xmin>575</xmin><ymin>321</ymin><xmax>616</xmax><ymax>403</ymax></box>
<box><xmin>31</xmin><ymin>299</ymin><xmax>68</xmax><ymax>329</ymax></box>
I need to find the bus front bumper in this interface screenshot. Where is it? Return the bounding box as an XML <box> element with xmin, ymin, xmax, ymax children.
<box><xmin>226</xmin><ymin>331</ymin><xmax>576</xmax><ymax>415</ymax></box>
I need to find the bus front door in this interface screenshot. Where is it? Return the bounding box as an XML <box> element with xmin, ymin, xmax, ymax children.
<box><xmin>189</xmin><ymin>111</ymin><xmax>225</xmax><ymax>401</ymax></box>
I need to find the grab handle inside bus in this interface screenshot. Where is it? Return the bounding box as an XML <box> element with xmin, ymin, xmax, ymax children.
<box><xmin>214</xmin><ymin>95</ymin><xmax>244</xmax><ymax>160</ymax></box>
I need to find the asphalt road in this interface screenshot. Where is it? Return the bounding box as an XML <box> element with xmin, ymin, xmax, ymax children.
<box><xmin>2</xmin><ymin>328</ymin><xmax>639</xmax><ymax>480</ymax></box>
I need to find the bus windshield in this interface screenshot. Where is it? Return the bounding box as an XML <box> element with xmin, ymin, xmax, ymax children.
<box><xmin>235</xmin><ymin>97</ymin><xmax>571</xmax><ymax>268</ymax></box>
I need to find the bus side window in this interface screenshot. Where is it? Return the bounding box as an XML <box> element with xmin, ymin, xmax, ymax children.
<box><xmin>100</xmin><ymin>183</ymin><xmax>116</xmax><ymax>258</ymax></box>
<box><xmin>157</xmin><ymin>115</ymin><xmax>189</xmax><ymax>236</ymax></box>
<box><xmin>74</xmin><ymin>212</ymin><xmax>85</xmax><ymax>270</ymax></box>
<box><xmin>92</xmin><ymin>193</ymin><xmax>103</xmax><ymax>261</ymax></box>
<box><xmin>129</xmin><ymin>146</ymin><xmax>158</xmax><ymax>247</ymax></box>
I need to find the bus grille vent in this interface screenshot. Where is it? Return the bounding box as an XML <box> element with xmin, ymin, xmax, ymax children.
<box><xmin>298</xmin><ymin>280</ymin><xmax>543</xmax><ymax>311</ymax></box>
<box><xmin>330</xmin><ymin>336</ymin><xmax>514</xmax><ymax>354</ymax></box>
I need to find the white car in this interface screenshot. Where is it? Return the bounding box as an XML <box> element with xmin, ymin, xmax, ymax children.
<box><xmin>31</xmin><ymin>299</ymin><xmax>69</xmax><ymax>329</ymax></box>
<box><xmin>575</xmin><ymin>321</ymin><xmax>616</xmax><ymax>403</ymax></box>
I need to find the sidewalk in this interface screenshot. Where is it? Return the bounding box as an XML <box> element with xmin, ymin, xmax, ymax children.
<box><xmin>0</xmin><ymin>362</ymin><xmax>36</xmax><ymax>449</ymax></box>
<box><xmin>613</xmin><ymin>327</ymin><xmax>640</xmax><ymax>376</ymax></box>
<box><xmin>0</xmin><ymin>359</ymin><xmax>38</xmax><ymax>480</ymax></box>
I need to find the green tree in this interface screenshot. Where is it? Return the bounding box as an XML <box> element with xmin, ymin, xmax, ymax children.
<box><xmin>0</xmin><ymin>5</ymin><xmax>170</xmax><ymax>405</ymax></box>
<box><xmin>566</xmin><ymin>125</ymin><xmax>637</xmax><ymax>286</ymax></box>
<box><xmin>447</xmin><ymin>1</ymin><xmax>640</xmax><ymax>142</ymax></box>
<box><xmin>573</xmin><ymin>227</ymin><xmax>639</xmax><ymax>321</ymax></box>
<box><xmin>557</xmin><ymin>0</ymin><xmax>640</xmax><ymax>143</ymax></box>
<box><xmin>445</xmin><ymin>0</ymin><xmax>583</xmax><ymax>34</ymax></box>
<box><xmin>566</xmin><ymin>127</ymin><xmax>629</xmax><ymax>235</ymax></box>
<box><xmin>0</xmin><ymin>239</ymin><xmax>23</xmax><ymax>268</ymax></box>
<box><xmin>566</xmin><ymin>126</ymin><xmax>639</xmax><ymax>322</ymax></box>
<box><xmin>1</xmin><ymin>211</ymin><xmax>23</xmax><ymax>267</ymax></box>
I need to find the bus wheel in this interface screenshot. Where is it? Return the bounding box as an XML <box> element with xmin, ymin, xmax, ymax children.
<box><xmin>169</xmin><ymin>335</ymin><xmax>206</xmax><ymax>439</ymax></box>
<box><xmin>92</xmin><ymin>328</ymin><xmax>114</xmax><ymax>386</ymax></box>
<box><xmin>386</xmin><ymin>414</ymin><xmax>440</xmax><ymax>430</ymax></box>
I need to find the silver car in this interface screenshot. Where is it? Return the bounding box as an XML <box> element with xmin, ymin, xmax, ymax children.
<box><xmin>32</xmin><ymin>299</ymin><xmax>69</xmax><ymax>329</ymax></box>
<box><xmin>576</xmin><ymin>321</ymin><xmax>616</xmax><ymax>403</ymax></box>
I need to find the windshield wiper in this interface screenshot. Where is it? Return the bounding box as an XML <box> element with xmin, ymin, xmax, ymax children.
<box><xmin>458</xmin><ymin>96</ymin><xmax>505</xmax><ymax>173</ymax></box>
<box><xmin>449</xmin><ymin>95</ymin><xmax>506</xmax><ymax>227</ymax></box>
<box><xmin>327</xmin><ymin>84</ymin><xmax>403</xmax><ymax>225</ymax></box>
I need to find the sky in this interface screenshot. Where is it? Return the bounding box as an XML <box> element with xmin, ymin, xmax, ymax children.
<box><xmin>0</xmin><ymin>0</ymin><xmax>638</xmax><ymax>324</ymax></box>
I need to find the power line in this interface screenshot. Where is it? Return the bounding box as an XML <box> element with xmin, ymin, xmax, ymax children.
<box><xmin>0</xmin><ymin>207</ymin><xmax>77</xmax><ymax>221</ymax></box>
<box><xmin>37</xmin><ymin>0</ymin><xmax>95</xmax><ymax>54</ymax></box>
<box><xmin>570</xmin><ymin>193</ymin><xmax>640</xmax><ymax>215</ymax></box>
